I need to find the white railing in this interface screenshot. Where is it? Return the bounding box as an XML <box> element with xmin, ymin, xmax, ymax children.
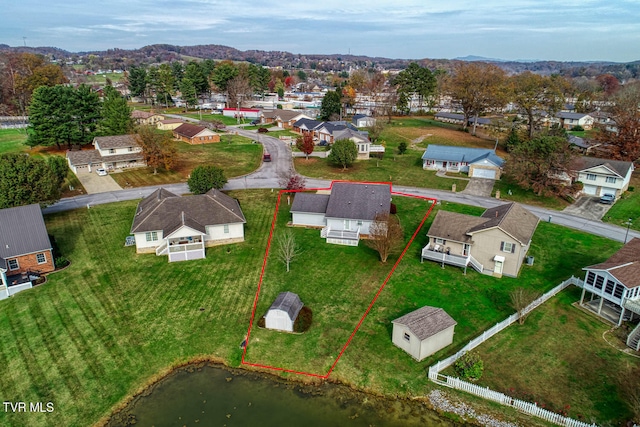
<box><xmin>168</xmin><ymin>242</ymin><xmax>205</xmax><ymax>253</ymax></box>
<box><xmin>155</xmin><ymin>241</ymin><xmax>168</xmax><ymax>256</ymax></box>
<box><xmin>427</xmin><ymin>276</ymin><xmax>588</xmax><ymax>427</ymax></box>
<box><xmin>468</xmin><ymin>255</ymin><xmax>483</xmax><ymax>273</ymax></box>
<box><xmin>6</xmin><ymin>282</ymin><xmax>33</xmax><ymax>297</ymax></box>
<box><xmin>623</xmin><ymin>298</ymin><xmax>640</xmax><ymax>316</ymax></box>
<box><xmin>320</xmin><ymin>226</ymin><xmax>329</xmax><ymax>238</ymax></box>
<box><xmin>369</xmin><ymin>144</ymin><xmax>385</xmax><ymax>153</ymax></box>
<box><xmin>421</xmin><ymin>248</ymin><xmax>468</xmax><ymax>267</ymax></box>
<box><xmin>627</xmin><ymin>322</ymin><xmax>640</xmax><ymax>351</ymax></box>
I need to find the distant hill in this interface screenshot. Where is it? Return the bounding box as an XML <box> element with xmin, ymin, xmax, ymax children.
<box><xmin>1</xmin><ymin>43</ymin><xmax>638</xmax><ymax>79</ymax></box>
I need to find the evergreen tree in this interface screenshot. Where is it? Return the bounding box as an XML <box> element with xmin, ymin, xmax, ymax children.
<box><xmin>320</xmin><ymin>90</ymin><xmax>342</xmax><ymax>121</ymax></box>
<box><xmin>0</xmin><ymin>154</ymin><xmax>60</xmax><ymax>208</ymax></box>
<box><xmin>188</xmin><ymin>165</ymin><xmax>228</xmax><ymax>194</ymax></box>
<box><xmin>100</xmin><ymin>86</ymin><xmax>133</xmax><ymax>135</ymax></box>
<box><xmin>179</xmin><ymin>77</ymin><xmax>198</xmax><ymax>110</ymax></box>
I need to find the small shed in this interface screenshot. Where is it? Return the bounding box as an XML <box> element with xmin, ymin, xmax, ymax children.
<box><xmin>392</xmin><ymin>306</ymin><xmax>457</xmax><ymax>361</ymax></box>
<box><xmin>264</xmin><ymin>292</ymin><xmax>303</xmax><ymax>332</ymax></box>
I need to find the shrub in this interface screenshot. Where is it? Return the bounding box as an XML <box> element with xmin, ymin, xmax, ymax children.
<box><xmin>571</xmin><ymin>125</ymin><xmax>584</xmax><ymax>131</ymax></box>
<box><xmin>257</xmin><ymin>317</ymin><xmax>265</xmax><ymax>328</ymax></box>
<box><xmin>454</xmin><ymin>351</ymin><xmax>484</xmax><ymax>381</ymax></box>
<box><xmin>398</xmin><ymin>142</ymin><xmax>408</xmax><ymax>155</ymax></box>
<box><xmin>188</xmin><ymin>165</ymin><xmax>227</xmax><ymax>194</ymax></box>
<box><xmin>55</xmin><ymin>256</ymin><xmax>70</xmax><ymax>269</ymax></box>
<box><xmin>293</xmin><ymin>306</ymin><xmax>313</xmax><ymax>333</ymax></box>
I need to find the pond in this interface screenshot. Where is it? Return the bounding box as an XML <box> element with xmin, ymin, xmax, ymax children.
<box><xmin>107</xmin><ymin>364</ymin><xmax>456</xmax><ymax>427</ymax></box>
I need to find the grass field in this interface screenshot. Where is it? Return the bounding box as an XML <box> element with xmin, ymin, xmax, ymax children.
<box><xmin>0</xmin><ymin>190</ymin><xmax>631</xmax><ymax>426</ymax></box>
<box><xmin>603</xmin><ymin>170</ymin><xmax>640</xmax><ymax>231</ymax></box>
<box><xmin>109</xmin><ymin>135</ymin><xmax>262</xmax><ymax>188</ymax></box>
<box><xmin>0</xmin><ymin>128</ymin><xmax>29</xmax><ymax>154</ymax></box>
<box><xmin>471</xmin><ymin>287</ymin><xmax>638</xmax><ymax>423</ymax></box>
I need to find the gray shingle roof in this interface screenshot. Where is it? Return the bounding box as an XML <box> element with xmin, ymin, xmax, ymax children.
<box><xmin>333</xmin><ymin>128</ymin><xmax>370</xmax><ymax>143</ymax></box>
<box><xmin>290</xmin><ymin>193</ymin><xmax>330</xmax><ymax>214</ymax></box>
<box><xmin>325</xmin><ymin>182</ymin><xmax>391</xmax><ymax>221</ymax></box>
<box><xmin>421</xmin><ymin>145</ymin><xmax>504</xmax><ymax>167</ymax></box>
<box><xmin>293</xmin><ymin>118</ymin><xmax>322</xmax><ymax>130</ymax></box>
<box><xmin>0</xmin><ymin>204</ymin><xmax>52</xmax><ymax>262</ymax></box>
<box><xmin>572</xmin><ymin>156</ymin><xmax>633</xmax><ymax>178</ymax></box>
<box><xmin>130</xmin><ymin>188</ymin><xmax>246</xmax><ymax>234</ymax></box>
<box><xmin>393</xmin><ymin>306</ymin><xmax>457</xmax><ymax>340</ymax></box>
<box><xmin>93</xmin><ymin>135</ymin><xmax>139</xmax><ymax>150</ymax></box>
<box><xmin>268</xmin><ymin>292</ymin><xmax>303</xmax><ymax>321</ymax></box>
<box><xmin>427</xmin><ymin>211</ymin><xmax>488</xmax><ymax>243</ymax></box>
<box><xmin>556</xmin><ymin>111</ymin><xmax>590</xmax><ymax>120</ymax></box>
<box><xmin>66</xmin><ymin>149</ymin><xmax>103</xmax><ymax>166</ymax></box>
<box><xmin>470</xmin><ymin>203</ymin><xmax>539</xmax><ymax>245</ymax></box>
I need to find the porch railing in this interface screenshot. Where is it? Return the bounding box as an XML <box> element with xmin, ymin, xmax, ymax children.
<box><xmin>627</xmin><ymin>322</ymin><xmax>640</xmax><ymax>351</ymax></box>
<box><xmin>420</xmin><ymin>247</ymin><xmax>483</xmax><ymax>273</ymax></box>
<box><xmin>155</xmin><ymin>241</ymin><xmax>169</xmax><ymax>256</ymax></box>
<box><xmin>623</xmin><ymin>297</ymin><xmax>640</xmax><ymax>316</ymax></box>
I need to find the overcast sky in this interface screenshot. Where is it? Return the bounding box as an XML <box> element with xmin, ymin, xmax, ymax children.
<box><xmin>2</xmin><ymin>0</ymin><xmax>640</xmax><ymax>62</ymax></box>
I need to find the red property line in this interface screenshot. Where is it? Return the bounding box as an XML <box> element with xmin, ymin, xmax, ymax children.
<box><xmin>241</xmin><ymin>181</ymin><xmax>436</xmax><ymax>379</ymax></box>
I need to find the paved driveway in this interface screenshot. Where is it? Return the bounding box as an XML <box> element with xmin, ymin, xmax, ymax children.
<box><xmin>562</xmin><ymin>196</ymin><xmax>613</xmax><ymax>221</ymax></box>
<box><xmin>461</xmin><ymin>178</ymin><xmax>495</xmax><ymax>197</ymax></box>
<box><xmin>76</xmin><ymin>172</ymin><xmax>122</xmax><ymax>194</ymax></box>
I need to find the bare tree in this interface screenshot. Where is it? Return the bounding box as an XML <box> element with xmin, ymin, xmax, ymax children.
<box><xmin>275</xmin><ymin>230</ymin><xmax>303</xmax><ymax>272</ymax></box>
<box><xmin>279</xmin><ymin>172</ymin><xmax>306</xmax><ymax>190</ymax></box>
<box><xmin>509</xmin><ymin>287</ymin><xmax>541</xmax><ymax>325</ymax></box>
<box><xmin>226</xmin><ymin>75</ymin><xmax>253</xmax><ymax>110</ymax></box>
<box><xmin>365</xmin><ymin>212</ymin><xmax>404</xmax><ymax>263</ymax></box>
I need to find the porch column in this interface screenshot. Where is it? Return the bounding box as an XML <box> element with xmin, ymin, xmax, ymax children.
<box><xmin>579</xmin><ymin>287</ymin><xmax>586</xmax><ymax>305</ymax></box>
<box><xmin>597</xmin><ymin>297</ymin><xmax>604</xmax><ymax>315</ymax></box>
<box><xmin>618</xmin><ymin>307</ymin><xmax>626</xmax><ymax>327</ymax></box>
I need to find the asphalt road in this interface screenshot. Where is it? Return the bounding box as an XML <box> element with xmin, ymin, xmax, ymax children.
<box><xmin>43</xmin><ymin>125</ymin><xmax>640</xmax><ymax>244</ymax></box>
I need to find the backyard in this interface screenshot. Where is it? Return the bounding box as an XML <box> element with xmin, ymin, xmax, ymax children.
<box><xmin>603</xmin><ymin>169</ymin><xmax>640</xmax><ymax>231</ymax></box>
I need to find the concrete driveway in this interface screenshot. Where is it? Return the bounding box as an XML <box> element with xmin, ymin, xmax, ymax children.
<box><xmin>562</xmin><ymin>196</ymin><xmax>613</xmax><ymax>221</ymax></box>
<box><xmin>461</xmin><ymin>178</ymin><xmax>495</xmax><ymax>197</ymax></box>
<box><xmin>76</xmin><ymin>172</ymin><xmax>122</xmax><ymax>194</ymax></box>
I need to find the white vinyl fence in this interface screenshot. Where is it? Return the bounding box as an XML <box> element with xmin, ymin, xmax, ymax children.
<box><xmin>428</xmin><ymin>276</ymin><xmax>597</xmax><ymax>427</ymax></box>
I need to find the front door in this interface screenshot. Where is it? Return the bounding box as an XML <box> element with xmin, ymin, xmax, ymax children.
<box><xmin>494</xmin><ymin>260</ymin><xmax>503</xmax><ymax>275</ymax></box>
<box><xmin>344</xmin><ymin>219</ymin><xmax>351</xmax><ymax>230</ymax></box>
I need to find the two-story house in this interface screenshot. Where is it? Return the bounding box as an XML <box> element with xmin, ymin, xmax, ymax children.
<box><xmin>66</xmin><ymin>135</ymin><xmax>146</xmax><ymax>174</ymax></box>
<box><xmin>131</xmin><ymin>110</ymin><xmax>165</xmax><ymax>126</ymax></box>
<box><xmin>574</xmin><ymin>157</ymin><xmax>634</xmax><ymax>198</ymax></box>
<box><xmin>0</xmin><ymin>204</ymin><xmax>55</xmax><ymax>300</ymax></box>
<box><xmin>579</xmin><ymin>238</ymin><xmax>640</xmax><ymax>350</ymax></box>
<box><xmin>290</xmin><ymin>182</ymin><xmax>391</xmax><ymax>246</ymax></box>
<box><xmin>421</xmin><ymin>203</ymin><xmax>539</xmax><ymax>278</ymax></box>
<box><xmin>555</xmin><ymin>112</ymin><xmax>594</xmax><ymax>130</ymax></box>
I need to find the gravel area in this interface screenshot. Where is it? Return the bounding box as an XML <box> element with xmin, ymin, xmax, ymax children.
<box><xmin>428</xmin><ymin>389</ymin><xmax>519</xmax><ymax>427</ymax></box>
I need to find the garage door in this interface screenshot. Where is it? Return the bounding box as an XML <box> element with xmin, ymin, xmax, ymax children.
<box><xmin>74</xmin><ymin>164</ymin><xmax>89</xmax><ymax>173</ymax></box>
<box><xmin>471</xmin><ymin>168</ymin><xmax>497</xmax><ymax>179</ymax></box>
<box><xmin>583</xmin><ymin>185</ymin><xmax>597</xmax><ymax>195</ymax></box>
<box><xmin>599</xmin><ymin>187</ymin><xmax>616</xmax><ymax>197</ymax></box>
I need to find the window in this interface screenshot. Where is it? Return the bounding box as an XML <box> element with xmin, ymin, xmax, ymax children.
<box><xmin>605</xmin><ymin>176</ymin><xmax>616</xmax><ymax>184</ymax></box>
<box><xmin>223</xmin><ymin>224</ymin><xmax>229</xmax><ymax>234</ymax></box>
<box><xmin>586</xmin><ymin>271</ymin><xmax>595</xmax><ymax>286</ymax></box>
<box><xmin>36</xmin><ymin>253</ymin><xmax>46</xmax><ymax>264</ymax></box>
<box><xmin>403</xmin><ymin>332</ymin><xmax>410</xmax><ymax>342</ymax></box>
<box><xmin>613</xmin><ymin>284</ymin><xmax>624</xmax><ymax>299</ymax></box>
<box><xmin>109</xmin><ymin>148</ymin><xmax>115</xmax><ymax>154</ymax></box>
<box><xmin>594</xmin><ymin>275</ymin><xmax>604</xmax><ymax>290</ymax></box>
<box><xmin>604</xmin><ymin>280</ymin><xmax>615</xmax><ymax>295</ymax></box>
<box><xmin>8</xmin><ymin>259</ymin><xmax>19</xmax><ymax>270</ymax></box>
<box><xmin>501</xmin><ymin>241</ymin><xmax>515</xmax><ymax>253</ymax></box>
<box><xmin>145</xmin><ymin>231</ymin><xmax>158</xmax><ymax>242</ymax></box>
<box><xmin>357</xmin><ymin>220</ymin><xmax>363</xmax><ymax>226</ymax></box>
<box><xmin>586</xmin><ymin>173</ymin><xmax>597</xmax><ymax>181</ymax></box>
<box><xmin>435</xmin><ymin>238</ymin><xmax>446</xmax><ymax>245</ymax></box>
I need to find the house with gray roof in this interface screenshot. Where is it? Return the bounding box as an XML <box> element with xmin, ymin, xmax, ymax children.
<box><xmin>66</xmin><ymin>135</ymin><xmax>146</xmax><ymax>174</ymax></box>
<box><xmin>573</xmin><ymin>156</ymin><xmax>634</xmax><ymax>199</ymax></box>
<box><xmin>392</xmin><ymin>306</ymin><xmax>457</xmax><ymax>361</ymax></box>
<box><xmin>555</xmin><ymin>111</ymin><xmax>594</xmax><ymax>130</ymax></box>
<box><xmin>264</xmin><ymin>292</ymin><xmax>304</xmax><ymax>332</ymax></box>
<box><xmin>290</xmin><ymin>182</ymin><xmax>392</xmax><ymax>246</ymax></box>
<box><xmin>0</xmin><ymin>204</ymin><xmax>55</xmax><ymax>300</ymax></box>
<box><xmin>579</xmin><ymin>238</ymin><xmax>640</xmax><ymax>339</ymax></box>
<box><xmin>131</xmin><ymin>188</ymin><xmax>246</xmax><ymax>262</ymax></box>
<box><xmin>352</xmin><ymin>114</ymin><xmax>376</xmax><ymax>128</ymax></box>
<box><xmin>421</xmin><ymin>144</ymin><xmax>505</xmax><ymax>180</ymax></box>
<box><xmin>421</xmin><ymin>202</ymin><xmax>539</xmax><ymax>277</ymax></box>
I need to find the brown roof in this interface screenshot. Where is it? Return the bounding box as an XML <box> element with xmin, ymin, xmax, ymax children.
<box><xmin>93</xmin><ymin>135</ymin><xmax>139</xmax><ymax>150</ymax></box>
<box><xmin>173</xmin><ymin>123</ymin><xmax>211</xmax><ymax>138</ymax></box>
<box><xmin>469</xmin><ymin>203</ymin><xmax>539</xmax><ymax>245</ymax></box>
<box><xmin>585</xmin><ymin>238</ymin><xmax>640</xmax><ymax>289</ymax></box>
<box><xmin>131</xmin><ymin>110</ymin><xmax>160</xmax><ymax>119</ymax></box>
<box><xmin>393</xmin><ymin>306</ymin><xmax>457</xmax><ymax>340</ymax></box>
<box><xmin>66</xmin><ymin>149</ymin><xmax>103</xmax><ymax>166</ymax></box>
<box><xmin>130</xmin><ymin>188</ymin><xmax>246</xmax><ymax>234</ymax></box>
<box><xmin>426</xmin><ymin>211</ymin><xmax>487</xmax><ymax>243</ymax></box>
<box><xmin>571</xmin><ymin>156</ymin><xmax>633</xmax><ymax>178</ymax></box>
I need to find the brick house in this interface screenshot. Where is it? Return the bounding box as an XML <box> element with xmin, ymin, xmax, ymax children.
<box><xmin>173</xmin><ymin>123</ymin><xmax>220</xmax><ymax>144</ymax></box>
<box><xmin>0</xmin><ymin>204</ymin><xmax>55</xmax><ymax>300</ymax></box>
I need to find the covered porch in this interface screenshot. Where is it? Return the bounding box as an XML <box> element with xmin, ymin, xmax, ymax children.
<box><xmin>321</xmin><ymin>226</ymin><xmax>360</xmax><ymax>246</ymax></box>
<box><xmin>156</xmin><ymin>235</ymin><xmax>205</xmax><ymax>262</ymax></box>
<box><xmin>0</xmin><ymin>271</ymin><xmax>38</xmax><ymax>300</ymax></box>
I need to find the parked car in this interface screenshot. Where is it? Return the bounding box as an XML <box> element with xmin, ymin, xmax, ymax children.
<box><xmin>599</xmin><ymin>193</ymin><xmax>616</xmax><ymax>204</ymax></box>
<box><xmin>257</xmin><ymin>127</ymin><xmax>269</xmax><ymax>133</ymax></box>
<box><xmin>263</xmin><ymin>153</ymin><xmax>272</xmax><ymax>162</ymax></box>
<box><xmin>96</xmin><ymin>168</ymin><xmax>107</xmax><ymax>176</ymax></box>
<box><xmin>318</xmin><ymin>140</ymin><xmax>329</xmax><ymax>146</ymax></box>
<box><xmin>250</xmin><ymin>119</ymin><xmax>260</xmax><ymax>125</ymax></box>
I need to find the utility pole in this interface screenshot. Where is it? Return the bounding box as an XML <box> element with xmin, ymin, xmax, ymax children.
<box><xmin>22</xmin><ymin>37</ymin><xmax>27</xmax><ymax>47</ymax></box>
<box><xmin>624</xmin><ymin>218</ymin><xmax>633</xmax><ymax>244</ymax></box>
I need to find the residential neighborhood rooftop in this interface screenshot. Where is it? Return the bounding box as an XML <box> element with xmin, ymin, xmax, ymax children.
<box><xmin>325</xmin><ymin>182</ymin><xmax>391</xmax><ymax>221</ymax></box>
<box><xmin>268</xmin><ymin>291</ymin><xmax>303</xmax><ymax>321</ymax></box>
<box><xmin>572</xmin><ymin>156</ymin><xmax>634</xmax><ymax>178</ymax></box>
<box><xmin>0</xmin><ymin>204</ymin><xmax>52</xmax><ymax>267</ymax></box>
<box><xmin>584</xmin><ymin>238</ymin><xmax>640</xmax><ymax>289</ymax></box>
<box><xmin>421</xmin><ymin>145</ymin><xmax>504</xmax><ymax>167</ymax></box>
<box><xmin>290</xmin><ymin>193</ymin><xmax>331</xmax><ymax>214</ymax></box>
<box><xmin>392</xmin><ymin>306</ymin><xmax>457</xmax><ymax>340</ymax></box>
<box><xmin>93</xmin><ymin>134</ymin><xmax>138</xmax><ymax>150</ymax></box>
<box><xmin>173</xmin><ymin>123</ymin><xmax>209</xmax><ymax>138</ymax></box>
<box><xmin>471</xmin><ymin>203</ymin><xmax>540</xmax><ymax>245</ymax></box>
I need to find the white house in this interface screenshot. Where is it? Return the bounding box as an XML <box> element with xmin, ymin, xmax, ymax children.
<box><xmin>290</xmin><ymin>182</ymin><xmax>392</xmax><ymax>246</ymax></box>
<box><xmin>555</xmin><ymin>112</ymin><xmax>594</xmax><ymax>130</ymax></box>
<box><xmin>421</xmin><ymin>145</ymin><xmax>505</xmax><ymax>180</ymax></box>
<box><xmin>222</xmin><ymin>107</ymin><xmax>261</xmax><ymax>119</ymax></box>
<box><xmin>579</xmin><ymin>238</ymin><xmax>640</xmax><ymax>350</ymax></box>
<box><xmin>352</xmin><ymin>114</ymin><xmax>376</xmax><ymax>128</ymax></box>
<box><xmin>332</xmin><ymin>128</ymin><xmax>379</xmax><ymax>159</ymax></box>
<box><xmin>66</xmin><ymin>135</ymin><xmax>146</xmax><ymax>174</ymax></box>
<box><xmin>392</xmin><ymin>306</ymin><xmax>457</xmax><ymax>361</ymax></box>
<box><xmin>574</xmin><ymin>157</ymin><xmax>634</xmax><ymax>198</ymax></box>
<box><xmin>264</xmin><ymin>292</ymin><xmax>304</xmax><ymax>332</ymax></box>
<box><xmin>130</xmin><ymin>188</ymin><xmax>246</xmax><ymax>262</ymax></box>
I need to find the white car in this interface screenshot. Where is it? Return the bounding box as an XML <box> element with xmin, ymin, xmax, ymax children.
<box><xmin>96</xmin><ymin>168</ymin><xmax>107</xmax><ymax>176</ymax></box>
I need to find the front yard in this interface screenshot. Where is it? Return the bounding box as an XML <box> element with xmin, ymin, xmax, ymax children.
<box><xmin>603</xmin><ymin>169</ymin><xmax>640</xmax><ymax>231</ymax></box>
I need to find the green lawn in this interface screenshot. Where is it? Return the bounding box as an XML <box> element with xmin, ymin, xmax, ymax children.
<box><xmin>0</xmin><ymin>128</ymin><xmax>29</xmax><ymax>154</ymax></box>
<box><xmin>110</xmin><ymin>135</ymin><xmax>262</xmax><ymax>188</ymax></box>
<box><xmin>471</xmin><ymin>287</ymin><xmax>638</xmax><ymax>424</ymax></box>
<box><xmin>178</xmin><ymin>113</ymin><xmax>240</xmax><ymax>126</ymax></box>
<box><xmin>603</xmin><ymin>170</ymin><xmax>640</xmax><ymax>231</ymax></box>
